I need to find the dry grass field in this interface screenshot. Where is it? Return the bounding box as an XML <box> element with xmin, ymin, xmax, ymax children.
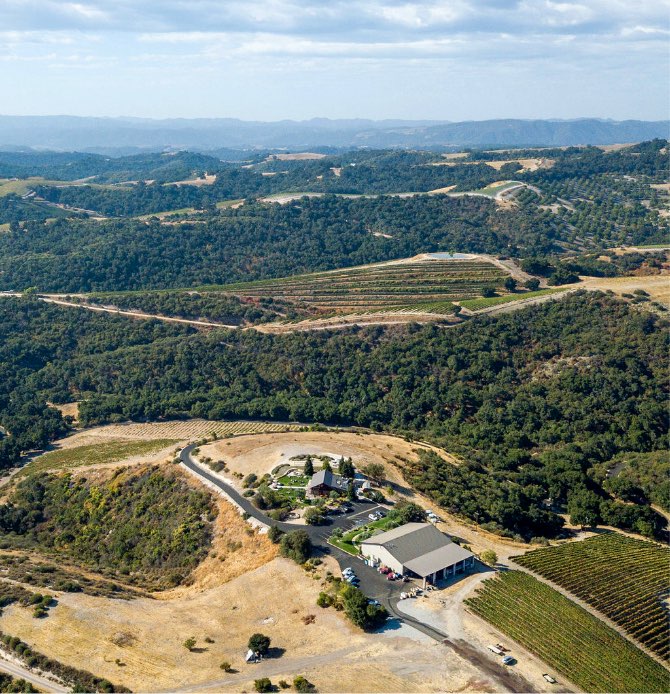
<box><xmin>198</xmin><ymin>430</ymin><xmax>458</xmax><ymax>487</ymax></box>
<box><xmin>578</xmin><ymin>275</ymin><xmax>670</xmax><ymax>306</ymax></box>
<box><xmin>1</xmin><ymin>555</ymin><xmax>501</xmax><ymax>693</ymax></box>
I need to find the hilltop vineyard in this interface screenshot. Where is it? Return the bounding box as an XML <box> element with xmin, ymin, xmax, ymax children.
<box><xmin>465</xmin><ymin>570</ymin><xmax>670</xmax><ymax>693</ymax></box>
<box><xmin>513</xmin><ymin>534</ymin><xmax>670</xmax><ymax>660</ymax></box>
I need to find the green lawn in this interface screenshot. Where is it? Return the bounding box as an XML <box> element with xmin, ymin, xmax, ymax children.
<box><xmin>460</xmin><ymin>288</ymin><xmax>567</xmax><ymax>311</ymax></box>
<box><xmin>330</xmin><ymin>515</ymin><xmax>399</xmax><ymax>555</ymax></box>
<box><xmin>23</xmin><ymin>439</ymin><xmax>179</xmax><ymax>477</ymax></box>
<box><xmin>474</xmin><ymin>181</ymin><xmax>523</xmax><ymax>197</ymax></box>
<box><xmin>277</xmin><ymin>474</ymin><xmax>310</xmax><ymax>487</ymax></box>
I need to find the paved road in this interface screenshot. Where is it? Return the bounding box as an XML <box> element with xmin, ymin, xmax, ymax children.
<box><xmin>180</xmin><ymin>445</ymin><xmax>535</xmax><ymax>693</ymax></box>
<box><xmin>0</xmin><ymin>655</ymin><xmax>69</xmax><ymax>693</ymax></box>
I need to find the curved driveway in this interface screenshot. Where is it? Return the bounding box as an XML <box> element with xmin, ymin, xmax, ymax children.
<box><xmin>180</xmin><ymin>444</ymin><xmax>534</xmax><ymax>693</ymax></box>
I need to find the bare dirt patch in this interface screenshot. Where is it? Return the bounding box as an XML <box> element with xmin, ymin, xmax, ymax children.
<box><xmin>485</xmin><ymin>158</ymin><xmax>553</xmax><ymax>173</ymax></box>
<box><xmin>47</xmin><ymin>401</ymin><xmax>80</xmax><ymax>422</ymax></box>
<box><xmin>198</xmin><ymin>431</ymin><xmax>458</xmax><ymax>490</ymax></box>
<box><xmin>268</xmin><ymin>153</ymin><xmax>327</xmax><ymax>161</ymax></box>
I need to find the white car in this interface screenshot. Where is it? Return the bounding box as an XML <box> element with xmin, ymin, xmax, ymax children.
<box><xmin>368</xmin><ymin>513</ymin><xmax>378</xmax><ymax>520</ymax></box>
<box><xmin>342</xmin><ymin>568</ymin><xmax>354</xmax><ymax>576</ymax></box>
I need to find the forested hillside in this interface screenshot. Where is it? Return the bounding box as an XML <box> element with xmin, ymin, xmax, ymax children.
<box><xmin>0</xmin><ymin>195</ymin><xmax>554</xmax><ymax>292</ymax></box>
<box><xmin>0</xmin><ymin>292</ymin><xmax>666</xmax><ymax>540</ymax></box>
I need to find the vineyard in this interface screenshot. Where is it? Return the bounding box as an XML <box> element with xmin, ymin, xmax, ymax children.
<box><xmin>79</xmin><ymin>419</ymin><xmax>307</xmax><ymax>441</ymax></box>
<box><xmin>205</xmin><ymin>256</ymin><xmax>510</xmax><ymax>315</ymax></box>
<box><xmin>513</xmin><ymin>534</ymin><xmax>670</xmax><ymax>661</ymax></box>
<box><xmin>459</xmin><ymin>287</ymin><xmax>567</xmax><ymax>311</ymax></box>
<box><xmin>465</xmin><ymin>571</ymin><xmax>670</xmax><ymax>693</ymax></box>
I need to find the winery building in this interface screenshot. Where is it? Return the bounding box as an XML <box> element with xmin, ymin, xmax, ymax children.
<box><xmin>360</xmin><ymin>523</ymin><xmax>475</xmax><ymax>588</ymax></box>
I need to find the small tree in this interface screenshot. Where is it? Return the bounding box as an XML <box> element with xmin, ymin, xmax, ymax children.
<box><xmin>254</xmin><ymin>678</ymin><xmax>273</xmax><ymax>693</ymax></box>
<box><xmin>339</xmin><ymin>458</ymin><xmax>355</xmax><ymax>478</ymax></box>
<box><xmin>480</xmin><ymin>550</ymin><xmax>497</xmax><ymax>566</ymax></box>
<box><xmin>183</xmin><ymin>637</ymin><xmax>197</xmax><ymax>651</ymax></box>
<box><xmin>220</xmin><ymin>661</ymin><xmax>232</xmax><ymax>672</ymax></box>
<box><xmin>248</xmin><ymin>633</ymin><xmax>271</xmax><ymax>656</ymax></box>
<box><xmin>504</xmin><ymin>277</ymin><xmax>517</xmax><ymax>292</ymax></box>
<box><xmin>362</xmin><ymin>463</ymin><xmax>385</xmax><ymax>485</ymax></box>
<box><xmin>347</xmin><ymin>483</ymin><xmax>356</xmax><ymax>502</ymax></box>
<box><xmin>567</xmin><ymin>487</ymin><xmax>601</xmax><ymax>528</ymax></box>
<box><xmin>293</xmin><ymin>675</ymin><xmax>316</xmax><ymax>692</ymax></box>
<box><xmin>322</xmin><ymin>459</ymin><xmax>332</xmax><ymax>472</ymax></box>
<box><xmin>524</xmin><ymin>277</ymin><xmax>540</xmax><ymax>291</ymax></box>
<box><xmin>303</xmin><ymin>457</ymin><xmax>314</xmax><ymax>476</ymax></box>
<box><xmin>391</xmin><ymin>500</ymin><xmax>426</xmax><ymax>523</ymax></box>
<box><xmin>304</xmin><ymin>507</ymin><xmax>326</xmax><ymax>526</ymax></box>
<box><xmin>481</xmin><ymin>286</ymin><xmax>497</xmax><ymax>298</ymax></box>
<box><xmin>280</xmin><ymin>530</ymin><xmax>312</xmax><ymax>564</ymax></box>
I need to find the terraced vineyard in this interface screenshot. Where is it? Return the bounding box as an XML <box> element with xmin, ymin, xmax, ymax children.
<box><xmin>206</xmin><ymin>256</ymin><xmax>510</xmax><ymax>314</ymax></box>
<box><xmin>513</xmin><ymin>534</ymin><xmax>670</xmax><ymax>660</ymax></box>
<box><xmin>465</xmin><ymin>571</ymin><xmax>670</xmax><ymax>693</ymax></box>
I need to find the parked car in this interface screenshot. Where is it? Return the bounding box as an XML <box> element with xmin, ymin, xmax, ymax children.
<box><xmin>368</xmin><ymin>599</ymin><xmax>380</xmax><ymax>606</ymax></box>
<box><xmin>387</xmin><ymin>573</ymin><xmax>396</xmax><ymax>581</ymax></box>
<box><xmin>368</xmin><ymin>513</ymin><xmax>378</xmax><ymax>520</ymax></box>
<box><xmin>502</xmin><ymin>656</ymin><xmax>516</xmax><ymax>666</ymax></box>
<box><xmin>543</xmin><ymin>675</ymin><xmax>557</xmax><ymax>684</ymax></box>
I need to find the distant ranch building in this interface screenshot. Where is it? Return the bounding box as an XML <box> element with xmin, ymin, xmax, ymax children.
<box><xmin>307</xmin><ymin>469</ymin><xmax>348</xmax><ymax>497</ymax></box>
<box><xmin>360</xmin><ymin>523</ymin><xmax>475</xmax><ymax>588</ymax></box>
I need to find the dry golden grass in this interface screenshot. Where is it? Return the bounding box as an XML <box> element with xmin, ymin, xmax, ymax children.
<box><xmin>577</xmin><ymin>275</ymin><xmax>670</xmax><ymax>306</ymax></box>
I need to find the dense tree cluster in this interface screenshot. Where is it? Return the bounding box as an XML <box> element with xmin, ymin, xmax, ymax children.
<box><xmin>0</xmin><ymin>292</ymin><xmax>666</xmax><ymax>540</ymax></box>
<box><xmin>0</xmin><ymin>195</ymin><xmax>557</xmax><ymax>292</ymax></box>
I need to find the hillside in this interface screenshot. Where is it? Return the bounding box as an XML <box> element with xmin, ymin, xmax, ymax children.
<box><xmin>0</xmin><ymin>116</ymin><xmax>667</xmax><ymax>151</ymax></box>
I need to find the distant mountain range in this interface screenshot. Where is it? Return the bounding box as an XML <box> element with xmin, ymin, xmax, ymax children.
<box><xmin>0</xmin><ymin>116</ymin><xmax>667</xmax><ymax>153</ymax></box>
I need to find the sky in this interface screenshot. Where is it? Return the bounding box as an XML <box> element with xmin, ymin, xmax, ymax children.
<box><xmin>0</xmin><ymin>0</ymin><xmax>668</xmax><ymax>121</ymax></box>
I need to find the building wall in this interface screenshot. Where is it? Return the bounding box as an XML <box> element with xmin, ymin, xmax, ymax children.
<box><xmin>360</xmin><ymin>544</ymin><xmax>404</xmax><ymax>574</ymax></box>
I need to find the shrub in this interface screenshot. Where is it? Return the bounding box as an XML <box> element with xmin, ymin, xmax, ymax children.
<box><xmin>220</xmin><ymin>661</ymin><xmax>232</xmax><ymax>672</ymax></box>
<box><xmin>183</xmin><ymin>637</ymin><xmax>197</xmax><ymax>651</ymax></box>
<box><xmin>340</xmin><ymin>585</ymin><xmax>388</xmax><ymax>630</ymax></box>
<box><xmin>316</xmin><ymin>592</ymin><xmax>333</xmax><ymax>608</ymax></box>
<box><xmin>293</xmin><ymin>675</ymin><xmax>316</xmax><ymax>692</ymax></box>
<box><xmin>254</xmin><ymin>677</ymin><xmax>273</xmax><ymax>692</ymax></box>
<box><xmin>303</xmin><ymin>507</ymin><xmax>326</xmax><ymax>526</ymax></box>
<box><xmin>480</xmin><ymin>550</ymin><xmax>497</xmax><ymax>566</ymax></box>
<box><xmin>243</xmin><ymin>474</ymin><xmax>258</xmax><ymax>489</ymax></box>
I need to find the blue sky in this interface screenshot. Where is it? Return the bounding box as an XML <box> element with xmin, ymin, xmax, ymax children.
<box><xmin>1</xmin><ymin>0</ymin><xmax>668</xmax><ymax>120</ymax></box>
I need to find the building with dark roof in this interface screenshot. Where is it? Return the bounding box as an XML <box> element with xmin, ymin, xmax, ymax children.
<box><xmin>360</xmin><ymin>523</ymin><xmax>474</xmax><ymax>587</ymax></box>
<box><xmin>306</xmin><ymin>469</ymin><xmax>348</xmax><ymax>496</ymax></box>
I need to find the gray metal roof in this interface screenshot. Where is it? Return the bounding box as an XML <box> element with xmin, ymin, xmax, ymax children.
<box><xmin>361</xmin><ymin>522</ymin><xmax>473</xmax><ymax>576</ymax></box>
<box><xmin>307</xmin><ymin>469</ymin><xmax>348</xmax><ymax>490</ymax></box>
<box><xmin>404</xmin><ymin>543</ymin><xmax>474</xmax><ymax>577</ymax></box>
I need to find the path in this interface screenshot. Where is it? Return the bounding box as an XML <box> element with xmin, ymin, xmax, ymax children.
<box><xmin>0</xmin><ymin>654</ymin><xmax>69</xmax><ymax>693</ymax></box>
<box><xmin>0</xmin><ymin>293</ymin><xmax>241</xmax><ymax>330</ymax></box>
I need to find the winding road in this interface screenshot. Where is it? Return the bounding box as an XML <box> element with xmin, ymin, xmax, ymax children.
<box><xmin>179</xmin><ymin>445</ymin><xmax>535</xmax><ymax>693</ymax></box>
